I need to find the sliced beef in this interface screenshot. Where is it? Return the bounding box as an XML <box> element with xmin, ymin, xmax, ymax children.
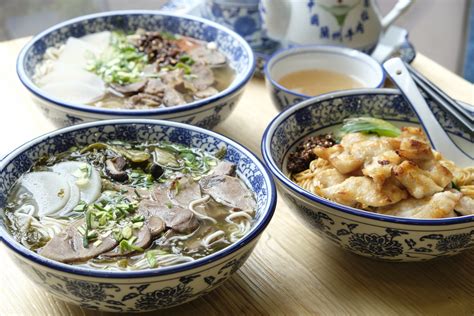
<box><xmin>101</xmin><ymin>180</ymin><xmax>152</xmax><ymax>201</ymax></box>
<box><xmin>39</xmin><ymin>219</ymin><xmax>117</xmax><ymax>263</ymax></box>
<box><xmin>126</xmin><ymin>93</ymin><xmax>163</xmax><ymax>108</ymax></box>
<box><xmin>144</xmin><ymin>78</ymin><xmax>166</xmax><ymax>95</ymax></box>
<box><xmin>189</xmin><ymin>64</ymin><xmax>215</xmax><ymax>91</ymax></box>
<box><xmin>211</xmin><ymin>161</ymin><xmax>236</xmax><ymax>177</ymax></box>
<box><xmin>188</xmin><ymin>46</ymin><xmax>226</xmax><ymax>67</ymax></box>
<box><xmin>168</xmin><ymin>176</ymin><xmax>201</xmax><ymax>208</ymax></box>
<box><xmin>111</xmin><ymin>80</ymin><xmax>147</xmax><ymax>95</ymax></box>
<box><xmin>175</xmin><ymin>81</ymin><xmax>196</xmax><ymax>94</ymax></box>
<box><xmin>163</xmin><ymin>87</ymin><xmax>185</xmax><ymax>106</ymax></box>
<box><xmin>200</xmin><ymin>175</ymin><xmax>256</xmax><ymax>211</ymax></box>
<box><xmin>102</xmin><ymin>225</ymin><xmax>152</xmax><ymax>258</ymax></box>
<box><xmin>138</xmin><ymin>199</ymin><xmax>199</xmax><ymax>233</ymax></box>
<box><xmin>161</xmin><ymin>68</ymin><xmax>184</xmax><ymax>87</ymax></box>
<box><xmin>148</xmin><ymin>215</ymin><xmax>166</xmax><ymax>236</ymax></box>
<box><xmin>194</xmin><ymin>87</ymin><xmax>218</xmax><ymax>99</ymax></box>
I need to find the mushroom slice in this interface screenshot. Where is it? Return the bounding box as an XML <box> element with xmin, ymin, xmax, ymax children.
<box><xmin>105</xmin><ymin>157</ymin><xmax>128</xmax><ymax>182</ymax></box>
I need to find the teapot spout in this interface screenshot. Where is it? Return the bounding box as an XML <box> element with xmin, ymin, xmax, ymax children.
<box><xmin>259</xmin><ymin>0</ymin><xmax>291</xmax><ymax>41</ymax></box>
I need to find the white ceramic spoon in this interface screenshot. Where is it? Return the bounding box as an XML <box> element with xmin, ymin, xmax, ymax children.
<box><xmin>383</xmin><ymin>57</ymin><xmax>472</xmax><ymax>168</ymax></box>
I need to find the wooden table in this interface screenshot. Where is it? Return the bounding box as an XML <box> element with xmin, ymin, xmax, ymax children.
<box><xmin>1</xmin><ymin>37</ymin><xmax>473</xmax><ymax>316</ymax></box>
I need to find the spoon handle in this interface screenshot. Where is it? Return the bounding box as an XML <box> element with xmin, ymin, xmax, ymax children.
<box><xmin>383</xmin><ymin>58</ymin><xmax>472</xmax><ymax>167</ymax></box>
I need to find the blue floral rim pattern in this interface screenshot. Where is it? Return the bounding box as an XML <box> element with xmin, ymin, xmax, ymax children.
<box><xmin>0</xmin><ymin>119</ymin><xmax>276</xmax><ymax>278</ymax></box>
<box><xmin>261</xmin><ymin>88</ymin><xmax>474</xmax><ymax>226</ymax></box>
<box><xmin>264</xmin><ymin>45</ymin><xmax>385</xmax><ymax>99</ymax></box>
<box><xmin>16</xmin><ymin>10</ymin><xmax>256</xmax><ymax>117</ymax></box>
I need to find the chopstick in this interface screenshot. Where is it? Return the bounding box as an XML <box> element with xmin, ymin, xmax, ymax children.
<box><xmin>405</xmin><ymin>63</ymin><xmax>473</xmax><ymax>132</ymax></box>
<box><xmin>407</xmin><ymin>63</ymin><xmax>473</xmax><ymax>118</ymax></box>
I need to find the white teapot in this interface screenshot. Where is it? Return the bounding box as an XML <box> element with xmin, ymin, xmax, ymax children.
<box><xmin>260</xmin><ymin>0</ymin><xmax>413</xmax><ymax>53</ymax></box>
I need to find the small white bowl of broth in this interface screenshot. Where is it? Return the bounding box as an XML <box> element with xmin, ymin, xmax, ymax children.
<box><xmin>264</xmin><ymin>45</ymin><xmax>384</xmax><ymax>110</ymax></box>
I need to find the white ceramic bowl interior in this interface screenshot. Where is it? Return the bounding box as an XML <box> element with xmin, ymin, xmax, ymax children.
<box><xmin>266</xmin><ymin>45</ymin><xmax>385</xmax><ymax>96</ymax></box>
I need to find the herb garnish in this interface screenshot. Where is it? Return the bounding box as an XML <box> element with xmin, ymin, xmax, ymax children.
<box><xmin>86</xmin><ymin>32</ymin><xmax>148</xmax><ymax>85</ymax></box>
<box><xmin>78</xmin><ymin>192</ymin><xmax>143</xmax><ymax>251</ymax></box>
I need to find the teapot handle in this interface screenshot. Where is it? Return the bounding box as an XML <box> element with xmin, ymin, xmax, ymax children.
<box><xmin>381</xmin><ymin>0</ymin><xmax>414</xmax><ymax>31</ymax></box>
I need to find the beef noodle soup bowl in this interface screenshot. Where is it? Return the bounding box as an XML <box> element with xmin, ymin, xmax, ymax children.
<box><xmin>262</xmin><ymin>89</ymin><xmax>473</xmax><ymax>262</ymax></box>
<box><xmin>0</xmin><ymin>120</ymin><xmax>276</xmax><ymax>312</ymax></box>
<box><xmin>17</xmin><ymin>11</ymin><xmax>255</xmax><ymax>129</ymax></box>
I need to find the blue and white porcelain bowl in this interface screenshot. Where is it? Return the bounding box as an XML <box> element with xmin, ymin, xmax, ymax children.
<box><xmin>0</xmin><ymin>120</ymin><xmax>276</xmax><ymax>311</ymax></box>
<box><xmin>262</xmin><ymin>89</ymin><xmax>473</xmax><ymax>262</ymax></box>
<box><xmin>16</xmin><ymin>11</ymin><xmax>255</xmax><ymax>129</ymax></box>
<box><xmin>264</xmin><ymin>45</ymin><xmax>385</xmax><ymax>110</ymax></box>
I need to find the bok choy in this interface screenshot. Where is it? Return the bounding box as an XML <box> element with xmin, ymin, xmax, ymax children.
<box><xmin>336</xmin><ymin>117</ymin><xmax>401</xmax><ymax>140</ymax></box>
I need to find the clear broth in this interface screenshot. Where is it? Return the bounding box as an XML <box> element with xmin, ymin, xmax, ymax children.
<box><xmin>278</xmin><ymin>69</ymin><xmax>365</xmax><ymax>96</ymax></box>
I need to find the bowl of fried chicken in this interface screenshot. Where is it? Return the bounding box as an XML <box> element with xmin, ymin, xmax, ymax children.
<box><xmin>262</xmin><ymin>89</ymin><xmax>473</xmax><ymax>262</ymax></box>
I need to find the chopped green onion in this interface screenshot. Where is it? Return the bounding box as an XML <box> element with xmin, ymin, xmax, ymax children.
<box><xmin>87</xmin><ymin>231</ymin><xmax>98</xmax><ymax>240</ymax></box>
<box><xmin>145</xmin><ymin>249</ymin><xmax>168</xmax><ymax>268</ymax></box>
<box><xmin>86</xmin><ymin>32</ymin><xmax>148</xmax><ymax>84</ymax></box>
<box><xmin>122</xmin><ymin>226</ymin><xmax>133</xmax><ymax>239</ymax></box>
<box><xmin>73</xmin><ymin>201</ymin><xmax>87</xmax><ymax>212</ymax></box>
<box><xmin>146</xmin><ymin>251</ymin><xmax>158</xmax><ymax>268</ymax></box>
<box><xmin>119</xmin><ymin>239</ymin><xmax>144</xmax><ymax>253</ymax></box>
<box><xmin>179</xmin><ymin>54</ymin><xmax>195</xmax><ymax>66</ymax></box>
<box><xmin>94</xmin><ymin>203</ymin><xmax>107</xmax><ymax>212</ymax></box>
<box><xmin>83</xmin><ymin>236</ymin><xmax>89</xmax><ymax>248</ymax></box>
<box><xmin>132</xmin><ymin>221</ymin><xmax>144</xmax><ymax>229</ymax></box>
<box><xmin>131</xmin><ymin>214</ymin><xmax>145</xmax><ymax>223</ymax></box>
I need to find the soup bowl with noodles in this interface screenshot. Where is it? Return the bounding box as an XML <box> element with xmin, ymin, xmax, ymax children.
<box><xmin>262</xmin><ymin>89</ymin><xmax>473</xmax><ymax>262</ymax></box>
<box><xmin>0</xmin><ymin>119</ymin><xmax>276</xmax><ymax>311</ymax></box>
<box><xmin>16</xmin><ymin>10</ymin><xmax>255</xmax><ymax>129</ymax></box>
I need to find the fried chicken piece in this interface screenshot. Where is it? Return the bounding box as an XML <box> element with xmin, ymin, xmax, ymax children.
<box><xmin>454</xmin><ymin>196</ymin><xmax>474</xmax><ymax>216</ymax></box>
<box><xmin>362</xmin><ymin>150</ymin><xmax>402</xmax><ymax>188</ymax></box>
<box><xmin>393</xmin><ymin>161</ymin><xmax>445</xmax><ymax>199</ymax></box>
<box><xmin>314</xmin><ymin>133</ymin><xmax>399</xmax><ymax>175</ymax></box>
<box><xmin>419</xmin><ymin>160</ymin><xmax>453</xmax><ymax>188</ymax></box>
<box><xmin>397</xmin><ymin>126</ymin><xmax>435</xmax><ymax>160</ymax></box>
<box><xmin>400</xmin><ymin>126</ymin><xmax>429</xmax><ymax>143</ymax></box>
<box><xmin>314</xmin><ymin>144</ymin><xmax>364</xmax><ymax>174</ymax></box>
<box><xmin>398</xmin><ymin>138</ymin><xmax>434</xmax><ymax>161</ymax></box>
<box><xmin>309</xmin><ymin>159</ymin><xmax>349</xmax><ymax>188</ymax></box>
<box><xmin>319</xmin><ymin>176</ymin><xmax>407</xmax><ymax>208</ymax></box>
<box><xmin>378</xmin><ymin>190</ymin><xmax>462</xmax><ymax>218</ymax></box>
